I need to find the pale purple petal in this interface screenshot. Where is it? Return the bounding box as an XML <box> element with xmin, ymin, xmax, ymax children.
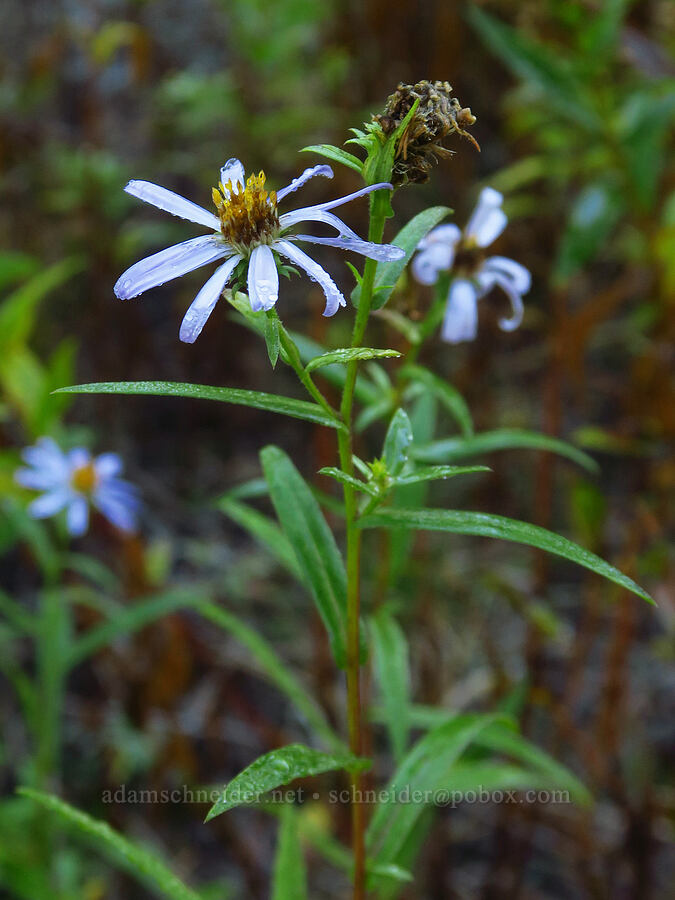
<box><xmin>248</xmin><ymin>245</ymin><xmax>279</xmax><ymax>312</ymax></box>
<box><xmin>277</xmin><ymin>165</ymin><xmax>334</xmax><ymax>202</ymax></box>
<box><xmin>67</xmin><ymin>448</ymin><xmax>91</xmax><ymax>471</ymax></box>
<box><xmin>293</xmin><ymin>234</ymin><xmax>405</xmax><ymax>262</ymax></box>
<box><xmin>94</xmin><ymin>453</ymin><xmax>123</xmax><ymax>479</ymax></box>
<box><xmin>66</xmin><ymin>497</ymin><xmax>89</xmax><ymax>537</ymax></box>
<box><xmin>220</xmin><ymin>158</ymin><xmax>246</xmax><ymax>194</ymax></box>
<box><xmin>441</xmin><ymin>279</ymin><xmax>479</xmax><ymax>344</ymax></box>
<box><xmin>417</xmin><ymin>223</ymin><xmax>461</xmax><ymax>251</ymax></box>
<box><xmin>15</xmin><ymin>467</ymin><xmax>63</xmax><ymax>491</ymax></box>
<box><xmin>465</xmin><ymin>187</ymin><xmax>507</xmax><ymax>247</ymax></box>
<box><xmin>124</xmin><ymin>180</ymin><xmax>220</xmax><ymax>231</ymax></box>
<box><xmin>289</xmin><ymin>182</ymin><xmax>393</xmax><ymax>217</ymax></box>
<box><xmin>28</xmin><ymin>489</ymin><xmax>72</xmax><ymax>519</ymax></box>
<box><xmin>21</xmin><ymin>438</ymin><xmax>68</xmax><ymax>476</ymax></box>
<box><xmin>114</xmin><ymin>236</ymin><xmax>231</xmax><ymax>300</ymax></box>
<box><xmin>94</xmin><ymin>483</ymin><xmax>140</xmax><ymax>532</ymax></box>
<box><xmin>493</xmin><ymin>275</ymin><xmax>525</xmax><ymax>332</ymax></box>
<box><xmin>279</xmin><ymin>208</ymin><xmax>362</xmax><ymax>239</ymax></box>
<box><xmin>180</xmin><ymin>255</ymin><xmax>242</xmax><ymax>343</ymax></box>
<box><xmin>481</xmin><ymin>256</ymin><xmax>531</xmax><ymax>295</ymax></box>
<box><xmin>275</xmin><ymin>239</ymin><xmax>345</xmax><ymax>317</ymax></box>
<box><xmin>412</xmin><ymin>243</ymin><xmax>456</xmax><ymax>286</ymax></box>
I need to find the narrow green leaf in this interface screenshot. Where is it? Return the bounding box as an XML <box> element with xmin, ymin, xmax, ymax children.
<box><xmin>359</xmin><ymin>508</ymin><xmax>652</xmax><ymax>603</ymax></box>
<box><xmin>290</xmin><ymin>332</ymin><xmax>379</xmax><ymax>405</ymax></box>
<box><xmin>300</xmin><ymin>144</ymin><xmax>364</xmax><ymax>174</ymax></box>
<box><xmin>264</xmin><ymin>312</ymin><xmax>281</xmax><ymax>368</ymax></box>
<box><xmin>319</xmin><ymin>467</ymin><xmax>379</xmax><ymax>497</ymax></box>
<box><xmin>55</xmin><ymin>382</ymin><xmax>344</xmax><ymax>431</ymax></box>
<box><xmin>217</xmin><ymin>496</ymin><xmax>304</xmax><ymax>581</ymax></box>
<box><xmin>367</xmin><ymin>715</ymin><xmax>501</xmax><ymax>867</ymax></box>
<box><xmin>206</xmin><ymin>744</ymin><xmax>369</xmax><ymax>820</ymax></box>
<box><xmin>18</xmin><ymin>789</ymin><xmax>201</xmax><ymax>900</ymax></box>
<box><xmin>401</xmin><ymin>365</ymin><xmax>473</xmax><ymax>437</ymax></box>
<box><xmin>305</xmin><ymin>347</ymin><xmax>400</xmax><ymax>373</ymax></box>
<box><xmin>261</xmin><ymin>446</ymin><xmax>348</xmax><ymax>666</ymax></box>
<box><xmin>412</xmin><ymin>428</ymin><xmax>598</xmax><ymax>473</ymax></box>
<box><xmin>371</xmin><ymin>610</ymin><xmax>411</xmax><ymax>763</ymax></box>
<box><xmin>392</xmin><ymin>465</ymin><xmax>489</xmax><ymax>487</ymax></box>
<box><xmin>67</xmin><ymin>588</ymin><xmax>206</xmax><ymax>668</ymax></box>
<box><xmin>197</xmin><ymin>602</ymin><xmax>343</xmax><ymax>753</ymax></box>
<box><xmin>353</xmin><ymin>206</ymin><xmax>452</xmax><ymax>310</ymax></box>
<box><xmin>382</xmin><ymin>409</ymin><xmax>414</xmax><ymax>476</ymax></box>
<box><xmin>272</xmin><ymin>805</ymin><xmax>307</xmax><ymax>900</ymax></box>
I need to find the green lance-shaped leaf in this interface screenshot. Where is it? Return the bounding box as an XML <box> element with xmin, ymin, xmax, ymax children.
<box><xmin>391</xmin><ymin>465</ymin><xmax>489</xmax><ymax>487</ymax></box>
<box><xmin>206</xmin><ymin>744</ymin><xmax>370</xmax><ymax>821</ymax></box>
<box><xmin>261</xmin><ymin>445</ymin><xmax>349</xmax><ymax>666</ymax></box>
<box><xmin>18</xmin><ymin>788</ymin><xmax>201</xmax><ymax>900</ymax></box>
<box><xmin>300</xmin><ymin>144</ymin><xmax>364</xmax><ymax>174</ymax></box>
<box><xmin>367</xmin><ymin>714</ymin><xmax>502</xmax><ymax>867</ymax></box>
<box><xmin>401</xmin><ymin>364</ymin><xmax>473</xmax><ymax>437</ymax></box>
<box><xmin>55</xmin><ymin>381</ymin><xmax>344</xmax><ymax>431</ymax></box>
<box><xmin>319</xmin><ymin>467</ymin><xmax>380</xmax><ymax>497</ymax></box>
<box><xmin>412</xmin><ymin>428</ymin><xmax>598</xmax><ymax>473</ymax></box>
<box><xmin>371</xmin><ymin>610</ymin><xmax>411</xmax><ymax>763</ymax></box>
<box><xmin>352</xmin><ymin>206</ymin><xmax>452</xmax><ymax>310</ymax></box>
<box><xmin>217</xmin><ymin>495</ymin><xmax>304</xmax><ymax>582</ymax></box>
<box><xmin>272</xmin><ymin>805</ymin><xmax>307</xmax><ymax>900</ymax></box>
<box><xmin>305</xmin><ymin>347</ymin><xmax>400</xmax><ymax>373</ymax></box>
<box><xmin>264</xmin><ymin>311</ymin><xmax>281</xmax><ymax>368</ymax></box>
<box><xmin>359</xmin><ymin>508</ymin><xmax>652</xmax><ymax>603</ymax></box>
<box><xmin>382</xmin><ymin>409</ymin><xmax>414</xmax><ymax>476</ymax></box>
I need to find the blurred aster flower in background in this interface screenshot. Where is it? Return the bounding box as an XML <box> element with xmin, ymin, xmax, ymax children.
<box><xmin>15</xmin><ymin>438</ymin><xmax>140</xmax><ymax>536</ymax></box>
<box><xmin>115</xmin><ymin>159</ymin><xmax>405</xmax><ymax>342</ymax></box>
<box><xmin>412</xmin><ymin>187</ymin><xmax>530</xmax><ymax>343</ymax></box>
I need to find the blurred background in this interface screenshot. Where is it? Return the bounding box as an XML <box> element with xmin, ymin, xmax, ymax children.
<box><xmin>1</xmin><ymin>1</ymin><xmax>673</xmax><ymax>897</ymax></box>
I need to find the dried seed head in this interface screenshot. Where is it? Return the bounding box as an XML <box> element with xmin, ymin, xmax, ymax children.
<box><xmin>374</xmin><ymin>80</ymin><xmax>479</xmax><ymax>186</ymax></box>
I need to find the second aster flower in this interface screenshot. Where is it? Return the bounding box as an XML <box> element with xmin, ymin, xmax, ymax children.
<box><xmin>412</xmin><ymin>187</ymin><xmax>531</xmax><ymax>344</ymax></box>
<box><xmin>115</xmin><ymin>159</ymin><xmax>404</xmax><ymax>343</ymax></box>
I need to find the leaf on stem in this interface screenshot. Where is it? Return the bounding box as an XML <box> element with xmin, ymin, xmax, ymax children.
<box><xmin>300</xmin><ymin>144</ymin><xmax>364</xmax><ymax>174</ymax></box>
<box><xmin>305</xmin><ymin>347</ymin><xmax>401</xmax><ymax>373</ymax></box>
<box><xmin>382</xmin><ymin>409</ymin><xmax>414</xmax><ymax>476</ymax></box>
<box><xmin>206</xmin><ymin>744</ymin><xmax>369</xmax><ymax>820</ymax></box>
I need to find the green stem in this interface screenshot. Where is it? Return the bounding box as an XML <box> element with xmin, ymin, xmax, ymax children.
<box><xmin>278</xmin><ymin>325</ymin><xmax>341</xmax><ymax>420</ymax></box>
<box><xmin>338</xmin><ymin>190</ymin><xmax>390</xmax><ymax>900</ymax></box>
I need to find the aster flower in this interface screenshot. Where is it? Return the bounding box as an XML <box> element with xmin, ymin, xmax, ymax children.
<box><xmin>412</xmin><ymin>187</ymin><xmax>531</xmax><ymax>344</ymax></box>
<box><xmin>114</xmin><ymin>159</ymin><xmax>405</xmax><ymax>343</ymax></box>
<box><xmin>15</xmin><ymin>437</ymin><xmax>140</xmax><ymax>536</ymax></box>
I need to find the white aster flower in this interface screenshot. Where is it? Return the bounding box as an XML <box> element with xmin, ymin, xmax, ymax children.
<box><xmin>412</xmin><ymin>187</ymin><xmax>531</xmax><ymax>344</ymax></box>
<box><xmin>15</xmin><ymin>437</ymin><xmax>141</xmax><ymax>537</ymax></box>
<box><xmin>114</xmin><ymin>159</ymin><xmax>405</xmax><ymax>343</ymax></box>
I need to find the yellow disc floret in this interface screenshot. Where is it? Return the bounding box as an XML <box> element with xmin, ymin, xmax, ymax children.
<box><xmin>212</xmin><ymin>171</ymin><xmax>280</xmax><ymax>256</ymax></box>
<box><xmin>71</xmin><ymin>461</ymin><xmax>99</xmax><ymax>494</ymax></box>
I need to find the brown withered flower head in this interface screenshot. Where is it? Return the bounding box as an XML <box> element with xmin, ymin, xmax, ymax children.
<box><xmin>374</xmin><ymin>80</ymin><xmax>479</xmax><ymax>186</ymax></box>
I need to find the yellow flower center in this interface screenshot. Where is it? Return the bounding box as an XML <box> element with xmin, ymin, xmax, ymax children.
<box><xmin>71</xmin><ymin>461</ymin><xmax>98</xmax><ymax>494</ymax></box>
<box><xmin>212</xmin><ymin>171</ymin><xmax>280</xmax><ymax>255</ymax></box>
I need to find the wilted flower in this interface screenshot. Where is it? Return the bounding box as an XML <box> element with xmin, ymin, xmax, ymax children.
<box><xmin>374</xmin><ymin>80</ymin><xmax>479</xmax><ymax>186</ymax></box>
<box><xmin>15</xmin><ymin>438</ymin><xmax>140</xmax><ymax>536</ymax></box>
<box><xmin>412</xmin><ymin>187</ymin><xmax>531</xmax><ymax>344</ymax></box>
<box><xmin>114</xmin><ymin>160</ymin><xmax>404</xmax><ymax>342</ymax></box>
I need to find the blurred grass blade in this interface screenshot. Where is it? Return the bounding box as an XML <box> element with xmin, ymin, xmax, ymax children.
<box><xmin>382</xmin><ymin>409</ymin><xmax>414</xmax><ymax>476</ymax></box>
<box><xmin>196</xmin><ymin>602</ymin><xmax>344</xmax><ymax>753</ymax></box>
<box><xmin>401</xmin><ymin>364</ymin><xmax>473</xmax><ymax>437</ymax></box>
<box><xmin>412</xmin><ymin>428</ymin><xmax>598</xmax><ymax>473</ymax></box>
<box><xmin>359</xmin><ymin>508</ymin><xmax>652</xmax><ymax>603</ymax></box>
<box><xmin>261</xmin><ymin>445</ymin><xmax>349</xmax><ymax>667</ymax></box>
<box><xmin>353</xmin><ymin>207</ymin><xmax>452</xmax><ymax>310</ymax></box>
<box><xmin>217</xmin><ymin>496</ymin><xmax>304</xmax><ymax>581</ymax></box>
<box><xmin>272</xmin><ymin>805</ymin><xmax>307</xmax><ymax>900</ymax></box>
<box><xmin>206</xmin><ymin>744</ymin><xmax>369</xmax><ymax>820</ymax></box>
<box><xmin>371</xmin><ymin>610</ymin><xmax>411</xmax><ymax>763</ymax></box>
<box><xmin>55</xmin><ymin>382</ymin><xmax>345</xmax><ymax>431</ymax></box>
<box><xmin>305</xmin><ymin>347</ymin><xmax>400</xmax><ymax>373</ymax></box>
<box><xmin>18</xmin><ymin>789</ymin><xmax>201</xmax><ymax>900</ymax></box>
